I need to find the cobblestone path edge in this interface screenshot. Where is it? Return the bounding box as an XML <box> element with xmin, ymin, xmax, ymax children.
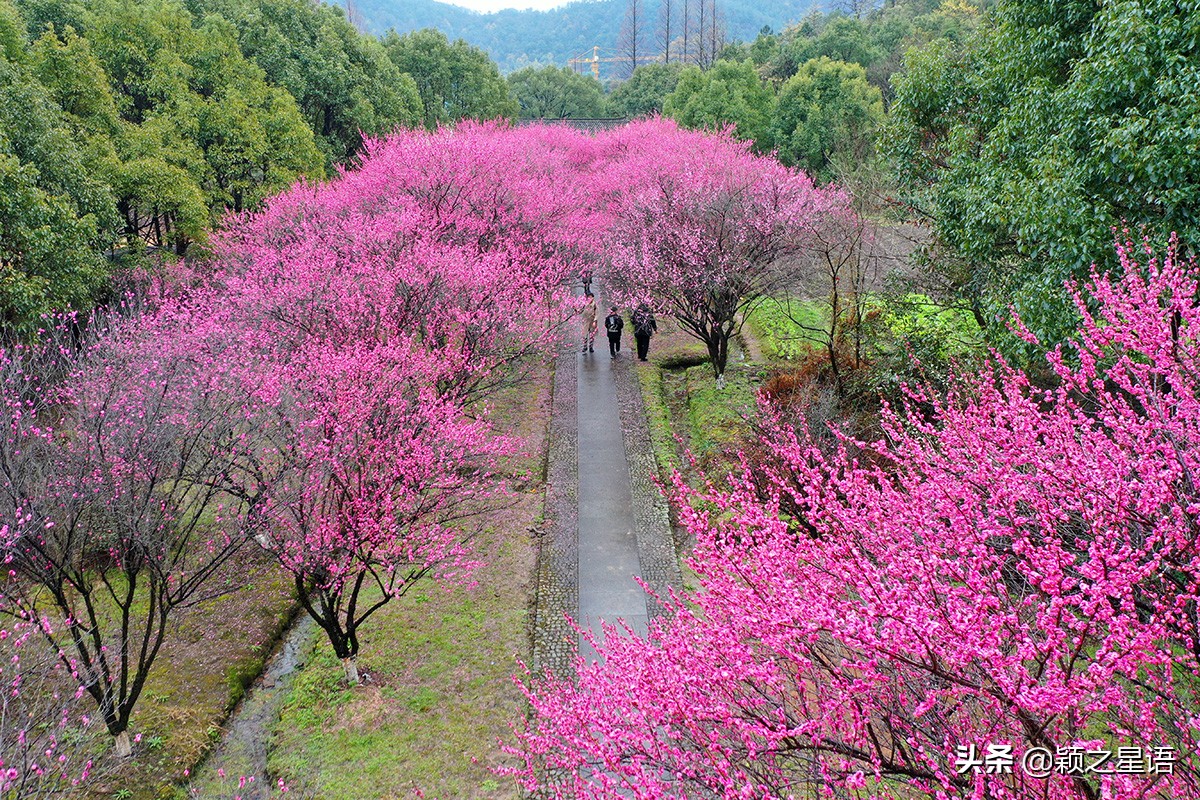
<box><xmin>532</xmin><ymin>345</ymin><xmax>580</xmax><ymax>680</ymax></box>
<box><xmin>612</xmin><ymin>360</ymin><xmax>683</xmax><ymax>621</ymax></box>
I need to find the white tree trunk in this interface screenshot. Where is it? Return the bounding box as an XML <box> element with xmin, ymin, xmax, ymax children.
<box><xmin>342</xmin><ymin>656</ymin><xmax>360</xmax><ymax>685</ymax></box>
<box><xmin>114</xmin><ymin>730</ymin><xmax>133</xmax><ymax>758</ymax></box>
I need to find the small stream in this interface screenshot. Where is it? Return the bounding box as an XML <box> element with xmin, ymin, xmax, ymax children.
<box><xmin>185</xmin><ymin>615</ymin><xmax>317</xmax><ymax>799</ymax></box>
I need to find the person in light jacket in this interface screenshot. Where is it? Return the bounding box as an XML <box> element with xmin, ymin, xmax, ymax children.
<box><xmin>581</xmin><ymin>295</ymin><xmax>597</xmax><ymax>353</ymax></box>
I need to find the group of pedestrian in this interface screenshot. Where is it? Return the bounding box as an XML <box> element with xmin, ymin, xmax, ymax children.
<box><xmin>580</xmin><ymin>295</ymin><xmax>657</xmax><ymax>361</ymax></box>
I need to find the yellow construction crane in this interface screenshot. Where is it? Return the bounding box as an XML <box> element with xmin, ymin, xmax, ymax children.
<box><xmin>568</xmin><ymin>46</ymin><xmax>661</xmax><ymax>79</ymax></box>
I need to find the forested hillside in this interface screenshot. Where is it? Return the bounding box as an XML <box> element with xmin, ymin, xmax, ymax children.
<box><xmin>0</xmin><ymin>0</ymin><xmax>513</xmax><ymax>333</ymax></box>
<box><xmin>354</xmin><ymin>0</ymin><xmax>818</xmax><ymax>73</ymax></box>
<box><xmin>650</xmin><ymin>0</ymin><xmax>1198</xmax><ymax>364</ymax></box>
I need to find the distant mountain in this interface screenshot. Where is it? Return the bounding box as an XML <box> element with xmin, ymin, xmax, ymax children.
<box><xmin>353</xmin><ymin>0</ymin><xmax>819</xmax><ymax>75</ymax></box>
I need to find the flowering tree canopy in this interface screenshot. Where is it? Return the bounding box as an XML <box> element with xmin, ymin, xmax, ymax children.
<box><xmin>510</xmin><ymin>240</ymin><xmax>1200</xmax><ymax>799</ymax></box>
<box><xmin>209</xmin><ymin>123</ymin><xmax>599</xmax><ymax>683</ymax></box>
<box><xmin>0</xmin><ymin>119</ymin><xmax>863</xmax><ymax>782</ymax></box>
<box><xmin>0</xmin><ymin>311</ymin><xmax>266</xmax><ymax>757</ymax></box>
<box><xmin>0</xmin><ymin>614</ymin><xmax>98</xmax><ymax>794</ymax></box>
<box><xmin>597</xmin><ymin>118</ymin><xmax>852</xmax><ymax>383</ymax></box>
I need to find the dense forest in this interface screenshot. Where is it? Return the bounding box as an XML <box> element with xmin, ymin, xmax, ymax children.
<box><xmin>0</xmin><ymin>0</ymin><xmax>515</xmax><ymax>333</ymax></box>
<box><xmin>632</xmin><ymin>0</ymin><xmax>1198</xmax><ymax>361</ymax></box>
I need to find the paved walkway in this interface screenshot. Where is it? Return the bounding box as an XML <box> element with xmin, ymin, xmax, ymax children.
<box><xmin>534</xmin><ymin>291</ymin><xmax>682</xmax><ymax>676</ymax></box>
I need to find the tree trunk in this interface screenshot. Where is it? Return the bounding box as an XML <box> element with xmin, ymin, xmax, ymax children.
<box><xmin>342</xmin><ymin>656</ymin><xmax>360</xmax><ymax>685</ymax></box>
<box><xmin>660</xmin><ymin>0</ymin><xmax>672</xmax><ymax>62</ymax></box>
<box><xmin>707</xmin><ymin>332</ymin><xmax>730</xmax><ymax>385</ymax></box>
<box><xmin>114</xmin><ymin>730</ymin><xmax>133</xmax><ymax>758</ymax></box>
<box><xmin>682</xmin><ymin>0</ymin><xmax>690</xmax><ymax>64</ymax></box>
<box><xmin>970</xmin><ymin>297</ymin><xmax>987</xmax><ymax>331</ymax></box>
<box><xmin>826</xmin><ymin>339</ymin><xmax>842</xmax><ymax>393</ymax></box>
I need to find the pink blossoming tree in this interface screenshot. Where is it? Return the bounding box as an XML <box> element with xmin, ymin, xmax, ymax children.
<box><xmin>211</xmin><ymin>123</ymin><xmax>594</xmax><ymax>683</ymax></box>
<box><xmin>249</xmin><ymin>338</ymin><xmax>503</xmax><ymax>684</ymax></box>
<box><xmin>0</xmin><ymin>309</ymin><xmax>267</xmax><ymax>757</ymax></box>
<box><xmin>596</xmin><ymin>119</ymin><xmax>853</xmax><ymax>385</ymax></box>
<box><xmin>0</xmin><ymin>612</ymin><xmax>97</xmax><ymax>796</ymax></box>
<box><xmin>510</xmin><ymin>240</ymin><xmax>1200</xmax><ymax>799</ymax></box>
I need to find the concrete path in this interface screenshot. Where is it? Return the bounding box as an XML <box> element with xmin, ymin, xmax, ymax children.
<box><xmin>576</xmin><ymin>344</ymin><xmax>650</xmax><ymax>656</ymax></box>
<box><xmin>533</xmin><ymin>289</ymin><xmax>682</xmax><ymax>676</ymax></box>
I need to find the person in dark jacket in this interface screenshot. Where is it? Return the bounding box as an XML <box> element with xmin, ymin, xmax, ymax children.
<box><xmin>631</xmin><ymin>304</ymin><xmax>657</xmax><ymax>361</ymax></box>
<box><xmin>604</xmin><ymin>306</ymin><xmax>624</xmax><ymax>358</ymax></box>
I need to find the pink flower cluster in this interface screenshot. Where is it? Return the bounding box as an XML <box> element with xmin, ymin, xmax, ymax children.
<box><xmin>0</xmin><ymin>117</ymin><xmax>860</xmax><ymax>787</ymax></box>
<box><xmin>509</xmin><ymin>239</ymin><xmax>1200</xmax><ymax>799</ymax></box>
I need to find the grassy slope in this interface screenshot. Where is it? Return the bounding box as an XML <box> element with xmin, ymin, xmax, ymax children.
<box><xmin>745</xmin><ymin>298</ymin><xmax>828</xmax><ymax>362</ymax></box>
<box><xmin>84</xmin><ymin>553</ymin><xmax>297</xmax><ymax>800</ymax></box>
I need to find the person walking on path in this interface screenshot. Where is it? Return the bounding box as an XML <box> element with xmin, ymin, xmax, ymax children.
<box><xmin>632</xmin><ymin>304</ymin><xmax>657</xmax><ymax>362</ymax></box>
<box><xmin>581</xmin><ymin>268</ymin><xmax>594</xmax><ymax>297</ymax></box>
<box><xmin>605</xmin><ymin>306</ymin><xmax>624</xmax><ymax>358</ymax></box>
<box><xmin>581</xmin><ymin>295</ymin><xmax>597</xmax><ymax>353</ymax></box>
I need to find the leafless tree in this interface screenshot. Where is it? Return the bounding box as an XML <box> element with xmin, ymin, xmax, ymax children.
<box><xmin>0</xmin><ymin>615</ymin><xmax>107</xmax><ymax>798</ymax></box>
<box><xmin>0</xmin><ymin>315</ymin><xmax>266</xmax><ymax>759</ymax></box>
<box><xmin>681</xmin><ymin>0</ymin><xmax>691</xmax><ymax>64</ymax></box>
<box><xmin>780</xmin><ymin>209</ymin><xmax>881</xmax><ymax>391</ymax></box>
<box><xmin>344</xmin><ymin>0</ymin><xmax>367</xmax><ymax>32</ymax></box>
<box><xmin>840</xmin><ymin>0</ymin><xmax>880</xmax><ymax>19</ymax></box>
<box><xmin>708</xmin><ymin>0</ymin><xmax>726</xmax><ymax>65</ymax></box>
<box><xmin>658</xmin><ymin>0</ymin><xmax>673</xmax><ymax>62</ymax></box>
<box><xmin>619</xmin><ymin>0</ymin><xmax>645</xmax><ymax>79</ymax></box>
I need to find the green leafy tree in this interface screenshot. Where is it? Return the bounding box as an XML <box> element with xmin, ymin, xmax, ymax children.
<box><xmin>189</xmin><ymin>0</ymin><xmax>422</xmax><ymax>164</ymax></box>
<box><xmin>608</xmin><ymin>62</ymin><xmax>683</xmax><ymax>118</ymax></box>
<box><xmin>0</xmin><ymin>44</ymin><xmax>118</xmax><ymax>329</ymax></box>
<box><xmin>30</xmin><ymin>27</ymin><xmax>120</xmax><ymax>139</ymax></box>
<box><xmin>84</xmin><ymin>0</ymin><xmax>199</xmax><ymax>125</ymax></box>
<box><xmin>110</xmin><ymin>113</ymin><xmax>209</xmax><ymax>254</ymax></box>
<box><xmin>383</xmin><ymin>28</ymin><xmax>516</xmax><ymax>129</ymax></box>
<box><xmin>783</xmin><ymin>14</ymin><xmax>881</xmax><ymax>73</ymax></box>
<box><xmin>747</xmin><ymin>26</ymin><xmax>780</xmax><ymax>64</ymax></box>
<box><xmin>12</xmin><ymin>0</ymin><xmax>86</xmax><ymax>41</ymax></box>
<box><xmin>662</xmin><ymin>59</ymin><xmax>774</xmax><ymax>150</ymax></box>
<box><xmin>0</xmin><ymin>0</ymin><xmax>24</xmax><ymax>59</ymax></box>
<box><xmin>752</xmin><ymin>2</ymin><xmax>983</xmax><ymax>95</ymax></box>
<box><xmin>772</xmin><ymin>57</ymin><xmax>883</xmax><ymax>178</ymax></box>
<box><xmin>76</xmin><ymin>2</ymin><xmax>323</xmax><ymax>238</ymax></box>
<box><xmin>0</xmin><ymin>151</ymin><xmax>106</xmax><ymax>329</ymax></box>
<box><xmin>189</xmin><ymin>14</ymin><xmax>323</xmax><ymax>212</ymax></box>
<box><xmin>887</xmin><ymin>0</ymin><xmax>1200</xmax><ymax>350</ymax></box>
<box><xmin>506</xmin><ymin>65</ymin><xmax>607</xmax><ymax>119</ymax></box>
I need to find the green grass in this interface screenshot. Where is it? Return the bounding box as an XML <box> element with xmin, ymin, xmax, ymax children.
<box><xmin>746</xmin><ymin>299</ymin><xmax>827</xmax><ymax>361</ymax></box>
<box><xmin>263</xmin><ymin>369</ymin><xmax>548</xmax><ymax>800</ymax></box>
<box><xmin>635</xmin><ymin>359</ymin><xmax>679</xmax><ymax>479</ymax></box>
<box><xmin>682</xmin><ymin>364</ymin><xmax>761</xmax><ymax>460</ymax></box>
<box><xmin>876</xmin><ymin>293</ymin><xmax>982</xmax><ymax>358</ymax></box>
<box><xmin>266</xmin><ymin>534</ymin><xmax>532</xmax><ymax>799</ymax></box>
<box><xmin>59</xmin><ymin>553</ymin><xmax>299</xmax><ymax>800</ymax></box>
